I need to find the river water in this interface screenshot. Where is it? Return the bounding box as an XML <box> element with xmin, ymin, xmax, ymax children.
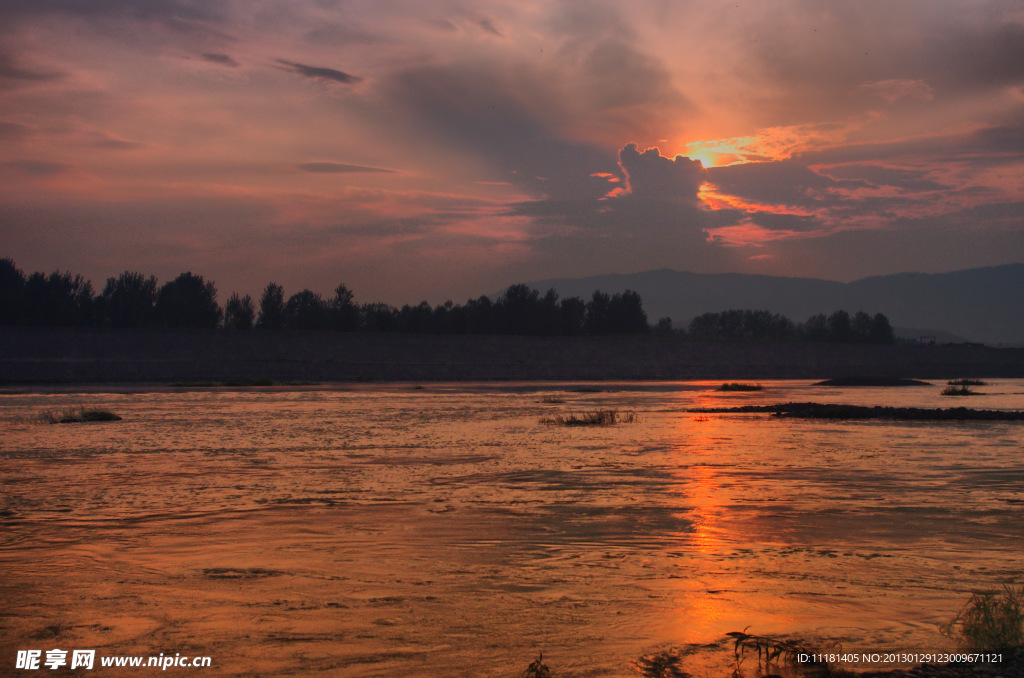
<box><xmin>1</xmin><ymin>380</ymin><xmax>1022</xmax><ymax>677</ymax></box>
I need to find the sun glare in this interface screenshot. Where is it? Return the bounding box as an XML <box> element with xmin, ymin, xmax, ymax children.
<box><xmin>682</xmin><ymin>138</ymin><xmax>757</xmax><ymax>168</ymax></box>
<box><xmin>686</xmin><ymin>148</ymin><xmax>719</xmax><ymax>168</ymax></box>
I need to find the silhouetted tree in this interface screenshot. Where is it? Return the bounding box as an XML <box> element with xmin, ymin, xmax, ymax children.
<box><xmin>329</xmin><ymin>284</ymin><xmax>359</xmax><ymax>331</ymax></box>
<box><xmin>584</xmin><ymin>290</ymin><xmax>612</xmax><ymax>334</ymax></box>
<box><xmin>433</xmin><ymin>300</ymin><xmax>469</xmax><ymax>334</ymax></box>
<box><xmin>396</xmin><ymin>301</ymin><xmax>434</xmax><ymax>333</ymax></box>
<box><xmin>464</xmin><ymin>295</ymin><xmax>495</xmax><ymax>334</ymax></box>
<box><xmin>285</xmin><ymin>289</ymin><xmax>329</xmax><ymax>330</ymax></box>
<box><xmin>0</xmin><ymin>258</ymin><xmax>26</xmax><ymax>325</ymax></box>
<box><xmin>537</xmin><ymin>289</ymin><xmax>561</xmax><ymax>336</ymax></box>
<box><xmin>154</xmin><ymin>272</ymin><xmax>222</xmax><ymax>328</ymax></box>
<box><xmin>800</xmin><ymin>313</ymin><xmax>829</xmax><ymax>341</ymax></box>
<box><xmin>851</xmin><ymin>311</ymin><xmax>873</xmax><ymax>342</ymax></box>
<box><xmin>870</xmin><ymin>313</ymin><xmax>895</xmax><ymax>344</ymax></box>
<box><xmin>100</xmin><ymin>271</ymin><xmax>157</xmax><ymax>328</ymax></box>
<box><xmin>497</xmin><ymin>284</ymin><xmax>542</xmax><ymax>334</ymax></box>
<box><xmin>796</xmin><ymin>310</ymin><xmax>893</xmax><ymax>343</ymax></box>
<box><xmin>223</xmin><ymin>293</ymin><xmax>255</xmax><ymax>330</ymax></box>
<box><xmin>689</xmin><ymin>310</ymin><xmax>795</xmax><ymax>341</ymax></box>
<box><xmin>361</xmin><ymin>302</ymin><xmax>396</xmax><ymax>332</ymax></box>
<box><xmin>827</xmin><ymin>310</ymin><xmax>852</xmax><ymax>342</ymax></box>
<box><xmin>607</xmin><ymin>290</ymin><xmax>648</xmax><ymax>334</ymax></box>
<box><xmin>22</xmin><ymin>273</ymin><xmax>48</xmax><ymax>325</ymax></box>
<box><xmin>257</xmin><ymin>283</ymin><xmax>286</xmax><ymax>329</ymax></box>
<box><xmin>23</xmin><ymin>270</ymin><xmax>94</xmax><ymax>326</ymax></box>
<box><xmin>687</xmin><ymin>312</ymin><xmax>717</xmax><ymax>339</ymax></box>
<box><xmin>559</xmin><ymin>296</ymin><xmax>586</xmax><ymax>336</ymax></box>
<box><xmin>751</xmin><ymin>310</ymin><xmax>795</xmax><ymax>339</ymax></box>
<box><xmin>655</xmin><ymin>317</ymin><xmax>674</xmax><ymax>337</ymax></box>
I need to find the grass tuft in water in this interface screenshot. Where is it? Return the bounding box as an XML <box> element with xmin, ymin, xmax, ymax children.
<box><xmin>728</xmin><ymin>628</ymin><xmax>838</xmax><ymax>676</ymax></box>
<box><xmin>40</xmin><ymin>407</ymin><xmax>121</xmax><ymax>424</ymax></box>
<box><xmin>522</xmin><ymin>653</ymin><xmax>551</xmax><ymax>678</ymax></box>
<box><xmin>948</xmin><ymin>378</ymin><xmax>988</xmax><ymax>386</ymax></box>
<box><xmin>945</xmin><ymin>585</ymin><xmax>1024</xmax><ymax>651</ymax></box>
<box><xmin>635</xmin><ymin>650</ymin><xmax>688</xmax><ymax>677</ymax></box>
<box><xmin>539</xmin><ymin>395</ymin><xmax>565</xmax><ymax>404</ymax></box>
<box><xmin>541</xmin><ymin>410</ymin><xmax>638</xmax><ymax>426</ymax></box>
<box><xmin>941</xmin><ymin>384</ymin><xmax>979</xmax><ymax>396</ymax></box>
<box><xmin>717</xmin><ymin>382</ymin><xmax>763</xmax><ymax>391</ymax></box>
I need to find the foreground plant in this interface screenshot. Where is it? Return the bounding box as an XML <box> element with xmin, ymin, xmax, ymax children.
<box><xmin>945</xmin><ymin>585</ymin><xmax>1024</xmax><ymax>651</ymax></box>
<box><xmin>540</xmin><ymin>410</ymin><xmax>638</xmax><ymax>426</ymax></box>
<box><xmin>727</xmin><ymin>628</ymin><xmax>837</xmax><ymax>676</ymax></box>
<box><xmin>522</xmin><ymin>652</ymin><xmax>551</xmax><ymax>678</ymax></box>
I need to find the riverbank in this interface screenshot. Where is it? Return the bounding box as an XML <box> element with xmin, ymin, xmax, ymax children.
<box><xmin>6</xmin><ymin>327</ymin><xmax>1024</xmax><ymax>385</ymax></box>
<box><xmin>2</xmin><ymin>327</ymin><xmax>1024</xmax><ymax>384</ymax></box>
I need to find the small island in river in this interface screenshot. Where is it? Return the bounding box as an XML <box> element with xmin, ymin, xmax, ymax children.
<box><xmin>690</xmin><ymin>402</ymin><xmax>1024</xmax><ymax>420</ymax></box>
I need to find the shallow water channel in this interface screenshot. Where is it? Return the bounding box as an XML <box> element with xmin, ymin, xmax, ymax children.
<box><xmin>2</xmin><ymin>380</ymin><xmax>1023</xmax><ymax>677</ymax></box>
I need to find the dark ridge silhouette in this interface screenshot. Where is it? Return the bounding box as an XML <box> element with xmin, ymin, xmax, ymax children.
<box><xmin>523</xmin><ymin>264</ymin><xmax>1024</xmax><ymax>345</ymax></box>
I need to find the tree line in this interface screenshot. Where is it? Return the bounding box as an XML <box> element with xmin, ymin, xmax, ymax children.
<box><xmin>684</xmin><ymin>309</ymin><xmax>894</xmax><ymax>344</ymax></box>
<box><xmin>0</xmin><ymin>257</ymin><xmax>893</xmax><ymax>342</ymax></box>
<box><xmin>0</xmin><ymin>259</ymin><xmax>648</xmax><ymax>335</ymax></box>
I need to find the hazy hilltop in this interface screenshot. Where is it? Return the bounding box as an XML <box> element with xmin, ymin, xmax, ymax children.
<box><xmin>523</xmin><ymin>264</ymin><xmax>1024</xmax><ymax>346</ymax></box>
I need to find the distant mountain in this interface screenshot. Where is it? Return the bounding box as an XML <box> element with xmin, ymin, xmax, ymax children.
<box><xmin>520</xmin><ymin>264</ymin><xmax>1024</xmax><ymax>345</ymax></box>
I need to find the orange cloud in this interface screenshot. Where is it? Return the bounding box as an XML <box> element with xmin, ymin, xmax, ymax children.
<box><xmin>704</xmin><ymin>221</ymin><xmax>824</xmax><ymax>247</ymax></box>
<box><xmin>697</xmin><ymin>182</ymin><xmax>817</xmax><ymax>217</ymax></box>
<box><xmin>677</xmin><ymin>115</ymin><xmax>879</xmax><ymax>169</ymax></box>
<box><xmin>859</xmin><ymin>79</ymin><xmax>933</xmax><ymax>103</ymax></box>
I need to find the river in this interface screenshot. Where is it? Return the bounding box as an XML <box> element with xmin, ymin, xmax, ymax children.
<box><xmin>2</xmin><ymin>380</ymin><xmax>1022</xmax><ymax>676</ymax></box>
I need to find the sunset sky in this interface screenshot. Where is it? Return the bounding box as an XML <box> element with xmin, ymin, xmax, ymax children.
<box><xmin>2</xmin><ymin>0</ymin><xmax>1023</xmax><ymax>304</ymax></box>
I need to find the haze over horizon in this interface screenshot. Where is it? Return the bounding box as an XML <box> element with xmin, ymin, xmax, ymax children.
<box><xmin>2</xmin><ymin>1</ymin><xmax>1023</xmax><ymax>305</ymax></box>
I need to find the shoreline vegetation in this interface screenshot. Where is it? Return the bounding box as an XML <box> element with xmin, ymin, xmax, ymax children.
<box><xmin>689</xmin><ymin>402</ymin><xmax>1024</xmax><ymax>420</ymax></box>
